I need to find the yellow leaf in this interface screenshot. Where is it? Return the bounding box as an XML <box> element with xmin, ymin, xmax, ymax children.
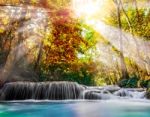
<box><xmin>0</xmin><ymin>28</ymin><xmax>4</xmax><ymax>33</ymax></box>
<box><xmin>2</xmin><ymin>18</ymin><xmax>9</xmax><ymax>25</ymax></box>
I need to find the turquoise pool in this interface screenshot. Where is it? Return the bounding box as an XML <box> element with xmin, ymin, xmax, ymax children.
<box><xmin>0</xmin><ymin>100</ymin><xmax>150</xmax><ymax>117</ymax></box>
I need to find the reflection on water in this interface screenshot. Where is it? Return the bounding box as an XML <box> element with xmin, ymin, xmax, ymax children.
<box><xmin>0</xmin><ymin>100</ymin><xmax>150</xmax><ymax>117</ymax></box>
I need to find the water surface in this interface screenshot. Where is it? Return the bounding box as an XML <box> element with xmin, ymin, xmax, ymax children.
<box><xmin>0</xmin><ymin>100</ymin><xmax>150</xmax><ymax>117</ymax></box>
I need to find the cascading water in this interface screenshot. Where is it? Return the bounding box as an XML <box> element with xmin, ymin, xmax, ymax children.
<box><xmin>0</xmin><ymin>82</ymin><xmax>147</xmax><ymax>101</ymax></box>
<box><xmin>82</xmin><ymin>87</ymin><xmax>146</xmax><ymax>100</ymax></box>
<box><xmin>0</xmin><ymin>82</ymin><xmax>85</xmax><ymax>100</ymax></box>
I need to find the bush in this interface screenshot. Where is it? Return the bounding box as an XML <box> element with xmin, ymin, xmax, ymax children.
<box><xmin>140</xmin><ymin>80</ymin><xmax>150</xmax><ymax>88</ymax></box>
<box><xmin>118</xmin><ymin>74</ymin><xmax>139</xmax><ymax>88</ymax></box>
<box><xmin>38</xmin><ymin>62</ymin><xmax>97</xmax><ymax>86</ymax></box>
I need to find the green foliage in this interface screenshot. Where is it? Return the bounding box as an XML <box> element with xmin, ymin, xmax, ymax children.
<box><xmin>62</xmin><ymin>67</ymin><xmax>95</xmax><ymax>86</ymax></box>
<box><xmin>106</xmin><ymin>7</ymin><xmax>150</xmax><ymax>41</ymax></box>
<box><xmin>118</xmin><ymin>74</ymin><xmax>139</xmax><ymax>88</ymax></box>
<box><xmin>38</xmin><ymin>62</ymin><xmax>96</xmax><ymax>86</ymax></box>
<box><xmin>140</xmin><ymin>80</ymin><xmax>150</xmax><ymax>88</ymax></box>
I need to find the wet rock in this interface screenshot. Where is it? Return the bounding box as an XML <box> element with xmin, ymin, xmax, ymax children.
<box><xmin>84</xmin><ymin>91</ymin><xmax>101</xmax><ymax>100</ymax></box>
<box><xmin>83</xmin><ymin>89</ymin><xmax>112</xmax><ymax>100</ymax></box>
<box><xmin>114</xmin><ymin>89</ymin><xmax>130</xmax><ymax>97</ymax></box>
<box><xmin>103</xmin><ymin>85</ymin><xmax>120</xmax><ymax>93</ymax></box>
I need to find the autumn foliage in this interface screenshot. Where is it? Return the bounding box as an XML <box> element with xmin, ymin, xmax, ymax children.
<box><xmin>0</xmin><ymin>0</ymin><xmax>149</xmax><ymax>87</ymax></box>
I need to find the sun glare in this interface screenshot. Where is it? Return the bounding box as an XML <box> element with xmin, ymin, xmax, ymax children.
<box><xmin>72</xmin><ymin>0</ymin><xmax>103</xmax><ymax>18</ymax></box>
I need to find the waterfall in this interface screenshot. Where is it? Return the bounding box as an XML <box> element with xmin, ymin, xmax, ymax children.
<box><xmin>0</xmin><ymin>82</ymin><xmax>147</xmax><ymax>100</ymax></box>
<box><xmin>0</xmin><ymin>82</ymin><xmax>85</xmax><ymax>100</ymax></box>
<box><xmin>81</xmin><ymin>86</ymin><xmax>146</xmax><ymax>100</ymax></box>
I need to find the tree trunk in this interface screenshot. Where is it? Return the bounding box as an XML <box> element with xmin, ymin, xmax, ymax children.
<box><xmin>120</xmin><ymin>0</ymin><xmax>142</xmax><ymax>75</ymax></box>
<box><xmin>34</xmin><ymin>41</ymin><xmax>43</xmax><ymax>72</ymax></box>
<box><xmin>133</xmin><ymin>0</ymin><xmax>140</xmax><ymax>22</ymax></box>
<box><xmin>113</xmin><ymin>0</ymin><xmax>129</xmax><ymax>79</ymax></box>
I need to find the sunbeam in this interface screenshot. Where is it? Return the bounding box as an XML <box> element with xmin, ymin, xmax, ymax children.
<box><xmin>0</xmin><ymin>5</ymin><xmax>49</xmax><ymax>82</ymax></box>
<box><xmin>93</xmin><ymin>20</ymin><xmax>150</xmax><ymax>71</ymax></box>
<box><xmin>71</xmin><ymin>0</ymin><xmax>150</xmax><ymax>74</ymax></box>
<box><xmin>0</xmin><ymin>0</ymin><xmax>150</xmax><ymax>88</ymax></box>
<box><xmin>72</xmin><ymin>0</ymin><xmax>105</xmax><ymax>18</ymax></box>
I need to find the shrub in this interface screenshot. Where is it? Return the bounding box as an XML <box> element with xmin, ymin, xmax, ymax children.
<box><xmin>140</xmin><ymin>80</ymin><xmax>150</xmax><ymax>88</ymax></box>
<box><xmin>118</xmin><ymin>74</ymin><xmax>139</xmax><ymax>88</ymax></box>
<box><xmin>38</xmin><ymin>62</ymin><xmax>97</xmax><ymax>86</ymax></box>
